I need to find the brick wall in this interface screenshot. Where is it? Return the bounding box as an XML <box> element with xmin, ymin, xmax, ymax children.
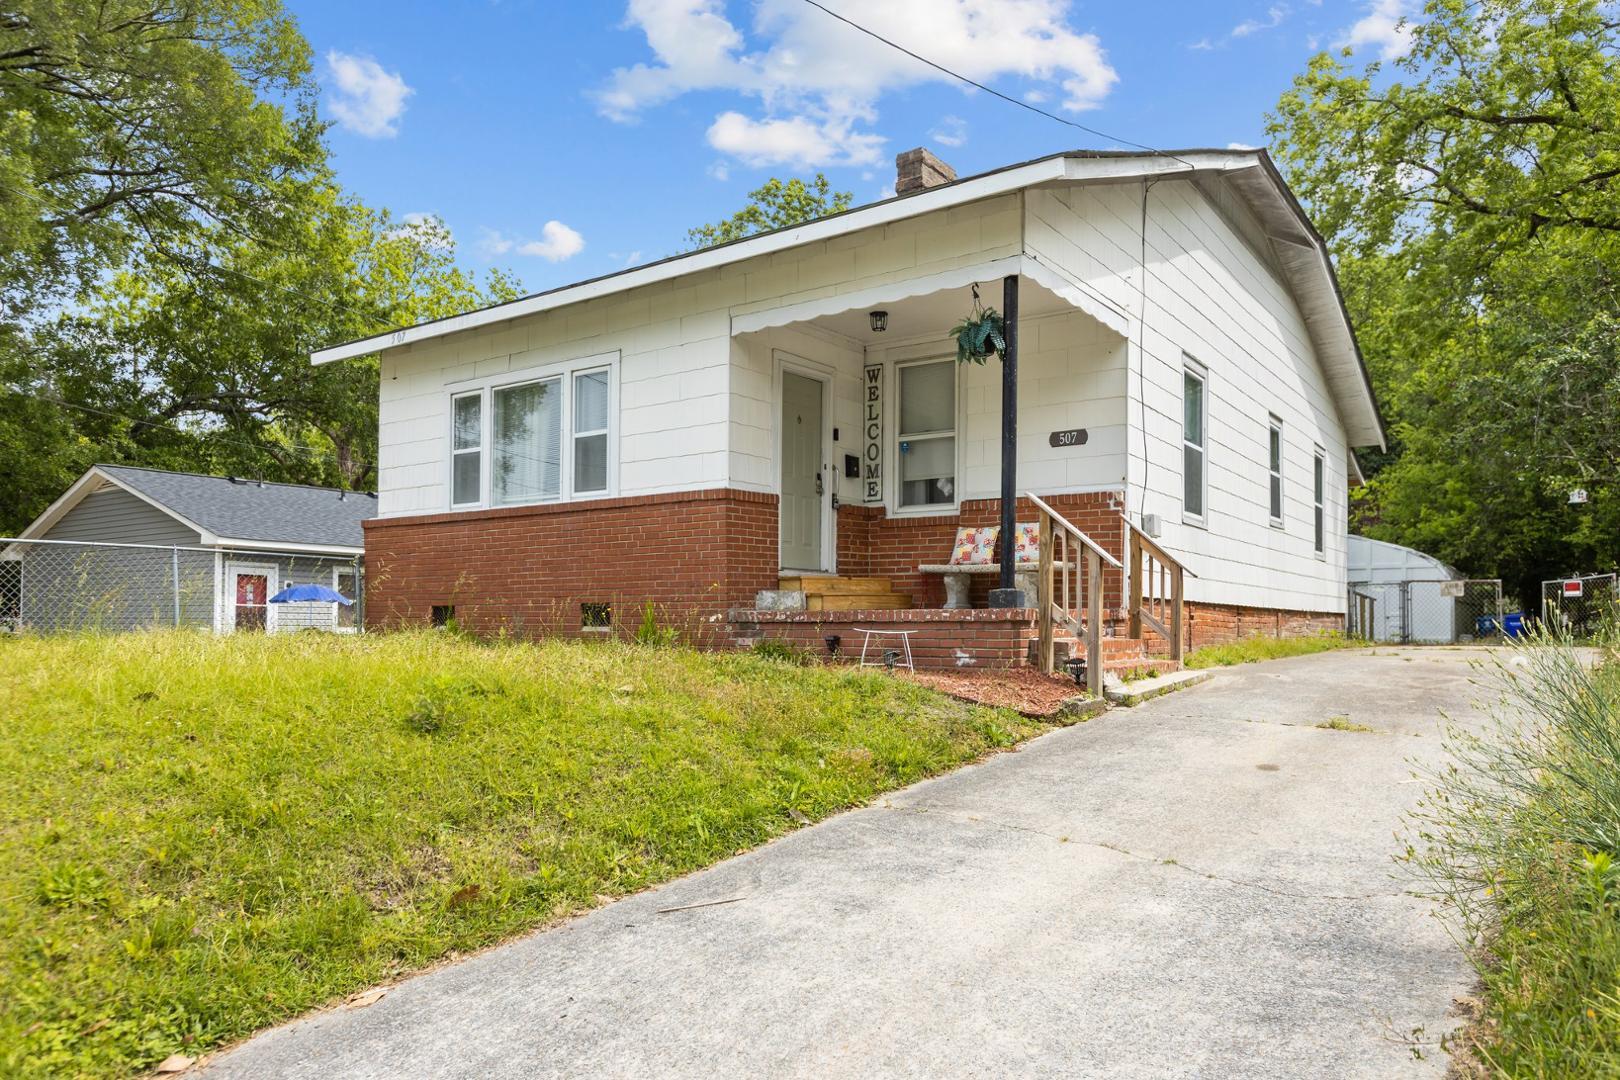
<box><xmin>728</xmin><ymin>608</ymin><xmax>1036</xmax><ymax>670</ymax></box>
<box><xmin>362</xmin><ymin>488</ymin><xmax>777</xmax><ymax>640</ymax></box>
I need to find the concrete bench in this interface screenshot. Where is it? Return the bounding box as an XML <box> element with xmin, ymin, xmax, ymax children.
<box><xmin>917</xmin><ymin>562</ymin><xmax>1070</xmax><ymax>609</ymax></box>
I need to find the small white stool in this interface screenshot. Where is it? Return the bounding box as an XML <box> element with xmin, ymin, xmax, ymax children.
<box><xmin>851</xmin><ymin>627</ymin><xmax>916</xmax><ymax>671</ymax></box>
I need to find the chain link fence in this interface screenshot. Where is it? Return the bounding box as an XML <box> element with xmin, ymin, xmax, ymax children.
<box><xmin>1347</xmin><ymin>578</ymin><xmax>1508</xmax><ymax>644</ymax></box>
<box><xmin>1541</xmin><ymin>573</ymin><xmax>1619</xmax><ymax>637</ymax></box>
<box><xmin>0</xmin><ymin>538</ymin><xmax>362</xmax><ymax>635</ymax></box>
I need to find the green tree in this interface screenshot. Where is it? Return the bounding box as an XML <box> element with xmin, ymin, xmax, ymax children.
<box><xmin>0</xmin><ymin>0</ymin><xmax>322</xmax><ymax>315</ymax></box>
<box><xmin>1268</xmin><ymin>0</ymin><xmax>1620</xmax><ymax>605</ymax></box>
<box><xmin>687</xmin><ymin>174</ymin><xmax>854</xmax><ymax>249</ymax></box>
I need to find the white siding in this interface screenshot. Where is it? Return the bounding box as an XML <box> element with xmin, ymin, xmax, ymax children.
<box><xmin>1026</xmin><ymin>178</ymin><xmax>1351</xmax><ymax>614</ymax></box>
<box><xmin>378</xmin><ymin>194</ymin><xmax>1022</xmax><ymax>518</ymax></box>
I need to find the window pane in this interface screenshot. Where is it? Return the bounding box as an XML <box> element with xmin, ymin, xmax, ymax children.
<box><xmin>452</xmin><ymin>450</ymin><xmax>480</xmax><ymax>505</ymax></box>
<box><xmin>575</xmin><ymin>370</ymin><xmax>610</xmax><ymax>433</ymax></box>
<box><xmin>1183</xmin><ymin>372</ymin><xmax>1204</xmax><ymax>448</ymax></box>
<box><xmin>1270</xmin><ymin>475</ymin><xmax>1282</xmax><ymax>520</ymax></box>
<box><xmin>1314</xmin><ymin>455</ymin><xmax>1325</xmax><ymax>501</ymax></box>
<box><xmin>453</xmin><ymin>394</ymin><xmax>481</xmax><ymax>451</ymax></box>
<box><xmin>574</xmin><ymin>432</ymin><xmax>608</xmax><ymax>493</ymax></box>
<box><xmin>494</xmin><ymin>380</ymin><xmax>561</xmax><ymax>504</ymax></box>
<box><xmin>900</xmin><ymin>435</ymin><xmax>955</xmax><ymax>507</ymax></box>
<box><xmin>1184</xmin><ymin>445</ymin><xmax>1204</xmax><ymax>517</ymax></box>
<box><xmin>1269</xmin><ymin>426</ymin><xmax>1281</xmax><ymax>471</ymax></box>
<box><xmin>1315</xmin><ymin>506</ymin><xmax>1325</xmax><ymax>552</ymax></box>
<box><xmin>899</xmin><ymin>361</ymin><xmax>954</xmax><ymax>435</ymax></box>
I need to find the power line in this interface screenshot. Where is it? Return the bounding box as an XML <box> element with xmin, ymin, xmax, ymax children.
<box><xmin>799</xmin><ymin>0</ymin><xmax>1195</xmax><ymax>169</ymax></box>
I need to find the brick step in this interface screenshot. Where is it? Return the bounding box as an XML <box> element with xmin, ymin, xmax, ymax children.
<box><xmin>806</xmin><ymin>592</ymin><xmax>913</xmax><ymax>611</ymax></box>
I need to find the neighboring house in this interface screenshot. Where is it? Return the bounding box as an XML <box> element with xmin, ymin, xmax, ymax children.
<box><xmin>311</xmin><ymin>146</ymin><xmax>1384</xmax><ymax>667</ymax></box>
<box><xmin>3</xmin><ymin>465</ymin><xmax>374</xmax><ymax>633</ymax></box>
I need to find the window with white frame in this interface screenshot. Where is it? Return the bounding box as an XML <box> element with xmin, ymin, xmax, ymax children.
<box><xmin>1268</xmin><ymin>415</ymin><xmax>1284</xmax><ymax>526</ymax></box>
<box><xmin>896</xmin><ymin>359</ymin><xmax>956</xmax><ymax>509</ymax></box>
<box><xmin>451</xmin><ymin>392</ymin><xmax>482</xmax><ymax>507</ymax></box>
<box><xmin>448</xmin><ymin>354</ymin><xmax>615</xmax><ymax>510</ymax></box>
<box><xmin>1183</xmin><ymin>363</ymin><xmax>1207</xmax><ymax>521</ymax></box>
<box><xmin>1313</xmin><ymin>448</ymin><xmax>1326</xmax><ymax>555</ymax></box>
<box><xmin>333</xmin><ymin>565</ymin><xmax>358</xmax><ymax>631</ymax></box>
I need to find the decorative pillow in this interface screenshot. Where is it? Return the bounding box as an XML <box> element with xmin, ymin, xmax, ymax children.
<box><xmin>949</xmin><ymin>526</ymin><xmax>999</xmax><ymax>565</ymax></box>
<box><xmin>1013</xmin><ymin>522</ymin><xmax>1041</xmax><ymax>564</ymax></box>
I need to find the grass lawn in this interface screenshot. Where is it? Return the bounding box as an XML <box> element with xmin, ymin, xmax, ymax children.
<box><xmin>1183</xmin><ymin>631</ymin><xmax>1360</xmax><ymax>669</ymax></box>
<box><xmin>0</xmin><ymin>631</ymin><xmax>1048</xmax><ymax>1077</ymax></box>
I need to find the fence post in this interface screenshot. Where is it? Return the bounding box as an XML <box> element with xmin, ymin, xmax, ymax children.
<box><xmin>172</xmin><ymin>546</ymin><xmax>181</xmax><ymax>628</ymax></box>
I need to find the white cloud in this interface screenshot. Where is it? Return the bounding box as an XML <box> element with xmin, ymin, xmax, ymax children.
<box><xmin>477</xmin><ymin>221</ymin><xmax>585</xmax><ymax>262</ymax></box>
<box><xmin>707</xmin><ymin>111</ymin><xmax>883</xmax><ymax>168</ymax></box>
<box><xmin>706</xmin><ymin>160</ymin><xmax>731</xmax><ymax>181</ymax></box>
<box><xmin>325</xmin><ymin>51</ymin><xmax>412</xmax><ymax>137</ymax></box>
<box><xmin>1227</xmin><ymin>142</ymin><xmax>1260</xmax><ymax>150</ymax></box>
<box><xmin>597</xmin><ymin>0</ymin><xmax>1118</xmax><ymax>167</ymax></box>
<box><xmin>390</xmin><ymin>212</ymin><xmax>453</xmax><ymax>249</ymax></box>
<box><xmin>518</xmin><ymin>221</ymin><xmax>586</xmax><ymax>261</ymax></box>
<box><xmin>1231</xmin><ymin>4</ymin><xmax>1288</xmax><ymax>38</ymax></box>
<box><xmin>1338</xmin><ymin>0</ymin><xmax>1415</xmax><ymax>60</ymax></box>
<box><xmin>930</xmin><ymin>115</ymin><xmax>968</xmax><ymax>148</ymax></box>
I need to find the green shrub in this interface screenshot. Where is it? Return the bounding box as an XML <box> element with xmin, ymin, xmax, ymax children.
<box><xmin>633</xmin><ymin>601</ymin><xmax>678</xmax><ymax>647</ymax></box>
<box><xmin>750</xmin><ymin>639</ymin><xmax>813</xmax><ymax>666</ymax></box>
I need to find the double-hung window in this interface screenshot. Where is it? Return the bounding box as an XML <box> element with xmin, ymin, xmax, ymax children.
<box><xmin>449</xmin><ymin>354</ymin><xmax>615</xmax><ymax>510</ymax></box>
<box><xmin>1313</xmin><ymin>448</ymin><xmax>1326</xmax><ymax>555</ymax></box>
<box><xmin>897</xmin><ymin>359</ymin><xmax>956</xmax><ymax>509</ymax></box>
<box><xmin>1268</xmin><ymin>416</ymin><xmax>1284</xmax><ymax>526</ymax></box>
<box><xmin>1183</xmin><ymin>362</ymin><xmax>1207</xmax><ymax>522</ymax></box>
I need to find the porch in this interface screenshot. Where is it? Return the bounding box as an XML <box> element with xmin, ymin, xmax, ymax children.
<box><xmin>728</xmin><ymin>267</ymin><xmax>1190</xmax><ymax>688</ymax></box>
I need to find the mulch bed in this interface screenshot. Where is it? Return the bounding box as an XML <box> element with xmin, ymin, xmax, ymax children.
<box><xmin>901</xmin><ymin>666</ymin><xmax>1084</xmax><ymax>718</ymax></box>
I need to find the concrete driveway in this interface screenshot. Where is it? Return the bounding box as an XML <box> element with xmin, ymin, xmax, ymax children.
<box><xmin>201</xmin><ymin>647</ymin><xmax>1484</xmax><ymax>1079</ymax></box>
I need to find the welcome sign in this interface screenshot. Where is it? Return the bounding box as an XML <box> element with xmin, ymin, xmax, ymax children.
<box><xmin>863</xmin><ymin>363</ymin><xmax>883</xmax><ymax>503</ymax></box>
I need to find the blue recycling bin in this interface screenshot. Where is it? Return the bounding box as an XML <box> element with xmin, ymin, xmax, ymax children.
<box><xmin>1475</xmin><ymin>612</ymin><xmax>1525</xmax><ymax>638</ymax></box>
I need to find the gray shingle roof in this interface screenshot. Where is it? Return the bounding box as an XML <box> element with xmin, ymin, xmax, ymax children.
<box><xmin>98</xmin><ymin>465</ymin><xmax>375</xmax><ymax>550</ymax></box>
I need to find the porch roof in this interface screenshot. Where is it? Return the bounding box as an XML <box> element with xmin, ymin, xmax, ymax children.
<box><xmin>310</xmin><ymin>148</ymin><xmax>1384</xmax><ymax>450</ymax></box>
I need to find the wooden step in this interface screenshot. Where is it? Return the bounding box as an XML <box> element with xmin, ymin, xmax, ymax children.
<box><xmin>780</xmin><ymin>575</ymin><xmax>893</xmax><ymax>594</ymax></box>
<box><xmin>807</xmin><ymin>592</ymin><xmax>913</xmax><ymax>611</ymax></box>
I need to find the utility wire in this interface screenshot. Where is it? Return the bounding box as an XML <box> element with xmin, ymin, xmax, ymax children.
<box><xmin>799</xmin><ymin>0</ymin><xmax>1195</xmax><ymax>170</ymax></box>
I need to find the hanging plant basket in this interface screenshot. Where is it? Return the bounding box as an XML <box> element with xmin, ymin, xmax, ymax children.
<box><xmin>950</xmin><ymin>284</ymin><xmax>1006</xmax><ymax>364</ymax></box>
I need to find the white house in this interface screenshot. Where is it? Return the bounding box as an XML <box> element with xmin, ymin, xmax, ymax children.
<box><xmin>312</xmin><ymin>147</ymin><xmax>1383</xmax><ymax>669</ymax></box>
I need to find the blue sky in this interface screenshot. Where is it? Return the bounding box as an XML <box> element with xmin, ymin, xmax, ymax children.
<box><xmin>288</xmin><ymin>0</ymin><xmax>1412</xmax><ymax>295</ymax></box>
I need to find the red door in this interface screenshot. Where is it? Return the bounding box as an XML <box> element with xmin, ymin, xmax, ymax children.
<box><xmin>235</xmin><ymin>573</ymin><xmax>268</xmax><ymax>631</ymax></box>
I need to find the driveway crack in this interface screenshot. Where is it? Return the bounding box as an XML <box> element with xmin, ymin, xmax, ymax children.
<box><xmin>878</xmin><ymin>803</ymin><xmax>1411</xmax><ymax>902</ymax></box>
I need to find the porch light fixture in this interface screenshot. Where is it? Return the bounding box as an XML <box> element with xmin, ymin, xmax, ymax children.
<box><xmin>869</xmin><ymin>310</ymin><xmax>888</xmax><ymax>333</ymax></box>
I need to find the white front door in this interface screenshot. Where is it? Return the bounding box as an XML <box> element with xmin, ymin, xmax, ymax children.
<box><xmin>780</xmin><ymin>371</ymin><xmax>825</xmax><ymax>571</ymax></box>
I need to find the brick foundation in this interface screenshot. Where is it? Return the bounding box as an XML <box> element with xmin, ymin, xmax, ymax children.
<box><xmin>362</xmin><ymin>488</ymin><xmax>777</xmax><ymax>640</ymax></box>
<box><xmin>1139</xmin><ymin>601</ymin><xmax>1346</xmax><ymax>657</ymax></box>
<box><xmin>728</xmin><ymin>608</ymin><xmax>1037</xmax><ymax>670</ymax></box>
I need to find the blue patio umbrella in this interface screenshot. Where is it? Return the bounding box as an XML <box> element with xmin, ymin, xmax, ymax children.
<box><xmin>268</xmin><ymin>583</ymin><xmax>353</xmax><ymax>605</ymax></box>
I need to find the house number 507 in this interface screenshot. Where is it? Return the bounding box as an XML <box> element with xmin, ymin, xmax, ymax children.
<box><xmin>1048</xmin><ymin>428</ymin><xmax>1088</xmax><ymax>448</ymax></box>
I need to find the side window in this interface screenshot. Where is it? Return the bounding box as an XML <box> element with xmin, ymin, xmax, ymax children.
<box><xmin>573</xmin><ymin>368</ymin><xmax>611</xmax><ymax>496</ymax></box>
<box><xmin>1268</xmin><ymin>416</ymin><xmax>1284</xmax><ymax>526</ymax></box>
<box><xmin>451</xmin><ymin>392</ymin><xmax>482</xmax><ymax>507</ymax></box>
<box><xmin>1182</xmin><ymin>363</ymin><xmax>1207</xmax><ymax>521</ymax></box>
<box><xmin>1313</xmin><ymin>448</ymin><xmax>1326</xmax><ymax>555</ymax></box>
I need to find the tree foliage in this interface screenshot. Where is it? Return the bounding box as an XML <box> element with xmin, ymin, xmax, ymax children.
<box><xmin>1269</xmin><ymin>0</ymin><xmax>1620</xmax><ymax>605</ymax></box>
<box><xmin>686</xmin><ymin>173</ymin><xmax>853</xmax><ymax>249</ymax></box>
<box><xmin>0</xmin><ymin>1</ymin><xmax>521</xmax><ymax>533</ymax></box>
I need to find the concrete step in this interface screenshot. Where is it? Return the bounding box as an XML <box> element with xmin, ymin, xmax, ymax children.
<box><xmin>1104</xmin><ymin>668</ymin><xmax>1213</xmax><ymax>706</ymax></box>
<box><xmin>1103</xmin><ymin>657</ymin><xmax>1181</xmax><ymax>678</ymax></box>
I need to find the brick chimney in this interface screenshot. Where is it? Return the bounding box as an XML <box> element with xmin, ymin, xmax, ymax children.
<box><xmin>895</xmin><ymin>147</ymin><xmax>956</xmax><ymax>195</ymax></box>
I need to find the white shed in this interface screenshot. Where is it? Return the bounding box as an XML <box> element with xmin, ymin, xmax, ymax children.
<box><xmin>1347</xmin><ymin>535</ymin><xmax>1462</xmax><ymax>643</ymax></box>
